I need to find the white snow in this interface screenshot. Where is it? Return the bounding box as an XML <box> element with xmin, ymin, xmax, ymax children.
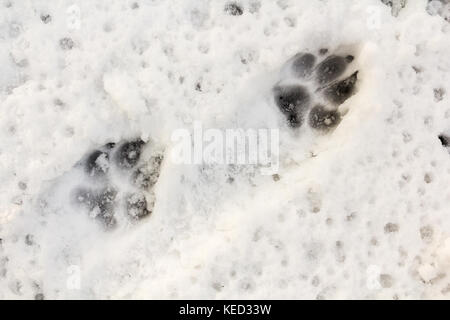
<box><xmin>1</xmin><ymin>0</ymin><xmax>450</xmax><ymax>299</ymax></box>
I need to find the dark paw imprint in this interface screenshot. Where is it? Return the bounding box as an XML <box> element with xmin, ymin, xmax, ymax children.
<box><xmin>273</xmin><ymin>84</ymin><xmax>310</xmax><ymax>127</ymax></box>
<box><xmin>116</xmin><ymin>140</ymin><xmax>145</xmax><ymax>169</ymax></box>
<box><xmin>75</xmin><ymin>187</ymin><xmax>117</xmax><ymax>228</ymax></box>
<box><xmin>439</xmin><ymin>134</ymin><xmax>450</xmax><ymax>147</ymax></box>
<box><xmin>224</xmin><ymin>2</ymin><xmax>244</xmax><ymax>16</ymax></box>
<box><xmin>308</xmin><ymin>105</ymin><xmax>341</xmax><ymax>131</ymax></box>
<box><xmin>73</xmin><ymin>139</ymin><xmax>163</xmax><ymax>230</ymax></box>
<box><xmin>85</xmin><ymin>149</ymin><xmax>111</xmax><ymax>178</ymax></box>
<box><xmin>59</xmin><ymin>37</ymin><xmax>75</xmax><ymax>50</ymax></box>
<box><xmin>273</xmin><ymin>49</ymin><xmax>358</xmax><ymax>131</ymax></box>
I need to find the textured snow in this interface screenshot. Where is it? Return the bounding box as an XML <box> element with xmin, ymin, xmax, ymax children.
<box><xmin>1</xmin><ymin>0</ymin><xmax>450</xmax><ymax>299</ymax></box>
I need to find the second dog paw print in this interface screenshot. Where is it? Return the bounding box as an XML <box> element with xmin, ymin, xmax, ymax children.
<box><xmin>73</xmin><ymin>139</ymin><xmax>163</xmax><ymax>230</ymax></box>
<box><xmin>273</xmin><ymin>49</ymin><xmax>359</xmax><ymax>131</ymax></box>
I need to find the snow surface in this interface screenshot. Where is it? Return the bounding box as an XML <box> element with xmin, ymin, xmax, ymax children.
<box><xmin>1</xmin><ymin>0</ymin><xmax>450</xmax><ymax>299</ymax></box>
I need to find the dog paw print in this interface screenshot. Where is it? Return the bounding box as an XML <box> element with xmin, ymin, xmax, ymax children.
<box><xmin>73</xmin><ymin>139</ymin><xmax>163</xmax><ymax>230</ymax></box>
<box><xmin>439</xmin><ymin>134</ymin><xmax>450</xmax><ymax>148</ymax></box>
<box><xmin>272</xmin><ymin>49</ymin><xmax>358</xmax><ymax>131</ymax></box>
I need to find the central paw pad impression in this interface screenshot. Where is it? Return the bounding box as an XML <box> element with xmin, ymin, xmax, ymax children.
<box><xmin>273</xmin><ymin>49</ymin><xmax>358</xmax><ymax>131</ymax></box>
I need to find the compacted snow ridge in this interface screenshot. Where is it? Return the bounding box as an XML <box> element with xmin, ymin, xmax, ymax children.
<box><xmin>0</xmin><ymin>0</ymin><xmax>450</xmax><ymax>299</ymax></box>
